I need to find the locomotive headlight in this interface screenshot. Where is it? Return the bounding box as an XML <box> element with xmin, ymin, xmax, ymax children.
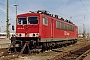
<box><xmin>29</xmin><ymin>33</ymin><xmax>39</xmax><ymax>37</ymax></box>
<box><xmin>19</xmin><ymin>34</ymin><xmax>22</xmax><ymax>37</ymax></box>
<box><xmin>16</xmin><ymin>33</ymin><xmax>25</xmax><ymax>37</ymax></box>
<box><xmin>33</xmin><ymin>34</ymin><xmax>35</xmax><ymax>36</ymax></box>
<box><xmin>36</xmin><ymin>33</ymin><xmax>39</xmax><ymax>37</ymax></box>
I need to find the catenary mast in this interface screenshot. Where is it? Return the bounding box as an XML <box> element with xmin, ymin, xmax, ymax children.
<box><xmin>6</xmin><ymin>0</ymin><xmax>10</xmax><ymax>39</ymax></box>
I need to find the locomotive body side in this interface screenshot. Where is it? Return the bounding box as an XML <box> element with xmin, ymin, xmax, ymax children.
<box><xmin>39</xmin><ymin>14</ymin><xmax>78</xmax><ymax>42</ymax></box>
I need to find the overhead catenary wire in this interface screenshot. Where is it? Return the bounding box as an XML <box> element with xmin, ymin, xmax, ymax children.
<box><xmin>31</xmin><ymin>0</ymin><xmax>84</xmax><ymax>21</ymax></box>
<box><xmin>0</xmin><ymin>0</ymin><xmax>72</xmax><ymax>20</ymax></box>
<box><xmin>0</xmin><ymin>1</ymin><xmax>26</xmax><ymax>12</ymax></box>
<box><xmin>0</xmin><ymin>1</ymin><xmax>5</xmax><ymax>5</ymax></box>
<box><xmin>31</xmin><ymin>0</ymin><xmax>69</xmax><ymax>18</ymax></box>
<box><xmin>80</xmin><ymin>0</ymin><xmax>90</xmax><ymax>15</ymax></box>
<box><xmin>1</xmin><ymin>0</ymin><xmax>90</xmax><ymax>21</ymax></box>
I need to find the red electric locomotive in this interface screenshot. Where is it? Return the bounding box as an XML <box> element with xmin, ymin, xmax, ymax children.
<box><xmin>15</xmin><ymin>10</ymin><xmax>78</xmax><ymax>51</ymax></box>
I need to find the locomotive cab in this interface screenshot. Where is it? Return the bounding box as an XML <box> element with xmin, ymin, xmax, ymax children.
<box><xmin>16</xmin><ymin>13</ymin><xmax>40</xmax><ymax>41</ymax></box>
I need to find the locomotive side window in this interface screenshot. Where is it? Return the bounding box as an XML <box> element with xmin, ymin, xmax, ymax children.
<box><xmin>70</xmin><ymin>25</ymin><xmax>72</xmax><ymax>31</ymax></box>
<box><xmin>28</xmin><ymin>17</ymin><xmax>38</xmax><ymax>24</ymax></box>
<box><xmin>61</xmin><ymin>22</ymin><xmax>63</xmax><ymax>29</ymax></box>
<box><xmin>56</xmin><ymin>21</ymin><xmax>59</xmax><ymax>29</ymax></box>
<box><xmin>43</xmin><ymin>17</ymin><xmax>48</xmax><ymax>25</ymax></box>
<box><xmin>65</xmin><ymin>24</ymin><xmax>67</xmax><ymax>30</ymax></box>
<box><xmin>68</xmin><ymin>25</ymin><xmax>70</xmax><ymax>30</ymax></box>
<box><xmin>67</xmin><ymin>24</ymin><xmax>69</xmax><ymax>30</ymax></box>
<box><xmin>18</xmin><ymin>18</ymin><xmax>27</xmax><ymax>24</ymax></box>
<box><xmin>72</xmin><ymin>26</ymin><xmax>74</xmax><ymax>31</ymax></box>
<box><xmin>63</xmin><ymin>23</ymin><xmax>65</xmax><ymax>30</ymax></box>
<box><xmin>62</xmin><ymin>23</ymin><xmax>64</xmax><ymax>30</ymax></box>
<box><xmin>60</xmin><ymin>22</ymin><xmax>62</xmax><ymax>29</ymax></box>
<box><xmin>56</xmin><ymin>20</ymin><xmax>74</xmax><ymax>31</ymax></box>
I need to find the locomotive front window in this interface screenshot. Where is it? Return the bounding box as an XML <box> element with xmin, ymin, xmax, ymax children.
<box><xmin>18</xmin><ymin>18</ymin><xmax>27</xmax><ymax>24</ymax></box>
<box><xmin>28</xmin><ymin>17</ymin><xmax>38</xmax><ymax>24</ymax></box>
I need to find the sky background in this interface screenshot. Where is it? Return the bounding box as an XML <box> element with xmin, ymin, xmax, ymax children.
<box><xmin>0</xmin><ymin>0</ymin><xmax>90</xmax><ymax>34</ymax></box>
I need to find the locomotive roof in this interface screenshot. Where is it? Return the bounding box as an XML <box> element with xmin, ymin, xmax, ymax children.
<box><xmin>17</xmin><ymin>10</ymin><xmax>76</xmax><ymax>26</ymax></box>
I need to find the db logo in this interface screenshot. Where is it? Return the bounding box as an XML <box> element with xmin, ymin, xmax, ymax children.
<box><xmin>64</xmin><ymin>31</ymin><xmax>70</xmax><ymax>36</ymax></box>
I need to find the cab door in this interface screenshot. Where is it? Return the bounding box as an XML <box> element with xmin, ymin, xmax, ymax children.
<box><xmin>50</xmin><ymin>19</ymin><xmax>54</xmax><ymax>38</ymax></box>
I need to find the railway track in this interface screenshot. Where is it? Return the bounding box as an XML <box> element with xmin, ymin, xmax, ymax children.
<box><xmin>50</xmin><ymin>40</ymin><xmax>90</xmax><ymax>60</ymax></box>
<box><xmin>60</xmin><ymin>44</ymin><xmax>90</xmax><ymax>60</ymax></box>
<box><xmin>0</xmin><ymin>39</ymin><xmax>90</xmax><ymax>60</ymax></box>
<box><xmin>76</xmin><ymin>49</ymin><xmax>90</xmax><ymax>60</ymax></box>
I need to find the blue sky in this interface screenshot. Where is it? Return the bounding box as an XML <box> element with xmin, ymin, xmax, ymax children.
<box><xmin>0</xmin><ymin>0</ymin><xmax>90</xmax><ymax>33</ymax></box>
